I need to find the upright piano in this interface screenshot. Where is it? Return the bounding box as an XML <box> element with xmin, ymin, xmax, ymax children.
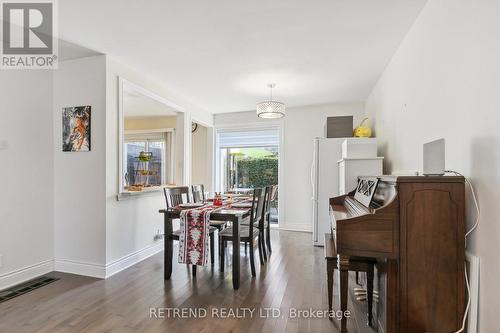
<box><xmin>329</xmin><ymin>176</ymin><xmax>465</xmax><ymax>333</ymax></box>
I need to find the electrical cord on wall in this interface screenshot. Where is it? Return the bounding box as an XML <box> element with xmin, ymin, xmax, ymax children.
<box><xmin>445</xmin><ymin>170</ymin><xmax>480</xmax><ymax>333</ymax></box>
<box><xmin>445</xmin><ymin>170</ymin><xmax>481</xmax><ymax>244</ymax></box>
<box><xmin>454</xmin><ymin>270</ymin><xmax>471</xmax><ymax>333</ymax></box>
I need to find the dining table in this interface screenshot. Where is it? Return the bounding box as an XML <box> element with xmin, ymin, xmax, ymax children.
<box><xmin>159</xmin><ymin>196</ymin><xmax>253</xmax><ymax>290</ymax></box>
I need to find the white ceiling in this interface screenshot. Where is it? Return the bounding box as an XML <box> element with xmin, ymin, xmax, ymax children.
<box><xmin>124</xmin><ymin>86</ymin><xmax>178</xmax><ymax>118</ymax></box>
<box><xmin>58</xmin><ymin>39</ymin><xmax>101</xmax><ymax>61</ymax></box>
<box><xmin>58</xmin><ymin>0</ymin><xmax>427</xmax><ymax>113</ymax></box>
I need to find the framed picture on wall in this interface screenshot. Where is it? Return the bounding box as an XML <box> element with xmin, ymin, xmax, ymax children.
<box><xmin>62</xmin><ymin>106</ymin><xmax>91</xmax><ymax>152</ymax></box>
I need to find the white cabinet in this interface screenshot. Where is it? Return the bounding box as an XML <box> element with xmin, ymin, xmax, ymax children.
<box><xmin>338</xmin><ymin>157</ymin><xmax>384</xmax><ymax>194</ymax></box>
<box><xmin>342</xmin><ymin>138</ymin><xmax>378</xmax><ymax>159</ymax></box>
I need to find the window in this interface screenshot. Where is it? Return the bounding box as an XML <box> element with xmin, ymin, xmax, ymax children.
<box><xmin>123</xmin><ymin>130</ymin><xmax>174</xmax><ymax>189</ymax></box>
<box><xmin>216</xmin><ymin>127</ymin><xmax>280</xmax><ymax>224</ymax></box>
<box><xmin>219</xmin><ymin>146</ymin><xmax>278</xmax><ymax>191</ymax></box>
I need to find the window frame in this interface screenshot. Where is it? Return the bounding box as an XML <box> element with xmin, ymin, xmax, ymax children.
<box><xmin>212</xmin><ymin>123</ymin><xmax>284</xmax><ymax>230</ymax></box>
<box><xmin>215</xmin><ymin>126</ymin><xmax>281</xmax><ymax>193</ymax></box>
<box><xmin>214</xmin><ymin>125</ymin><xmax>283</xmax><ymax>227</ymax></box>
<box><xmin>123</xmin><ymin>128</ymin><xmax>175</xmax><ymax>191</ymax></box>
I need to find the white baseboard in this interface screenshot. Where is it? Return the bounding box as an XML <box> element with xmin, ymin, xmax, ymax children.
<box><xmin>54</xmin><ymin>241</ymin><xmax>164</xmax><ymax>279</ymax></box>
<box><xmin>54</xmin><ymin>259</ymin><xmax>106</xmax><ymax>279</ymax></box>
<box><xmin>279</xmin><ymin>223</ymin><xmax>312</xmax><ymax>233</ymax></box>
<box><xmin>0</xmin><ymin>243</ymin><xmax>165</xmax><ymax>288</ymax></box>
<box><xmin>0</xmin><ymin>259</ymin><xmax>54</xmax><ymax>291</ymax></box>
<box><xmin>105</xmin><ymin>241</ymin><xmax>164</xmax><ymax>278</ymax></box>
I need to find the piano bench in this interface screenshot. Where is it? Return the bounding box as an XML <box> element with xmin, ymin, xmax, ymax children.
<box><xmin>324</xmin><ymin>234</ymin><xmax>375</xmax><ymax>332</ymax></box>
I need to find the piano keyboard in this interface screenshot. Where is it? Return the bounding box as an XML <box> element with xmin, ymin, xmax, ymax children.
<box><xmin>344</xmin><ymin>197</ymin><xmax>370</xmax><ymax>216</ymax></box>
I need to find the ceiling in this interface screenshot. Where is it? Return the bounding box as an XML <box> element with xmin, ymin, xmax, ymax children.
<box><xmin>58</xmin><ymin>39</ymin><xmax>101</xmax><ymax>61</ymax></box>
<box><xmin>0</xmin><ymin>19</ymin><xmax>100</xmax><ymax>61</ymax></box>
<box><xmin>58</xmin><ymin>0</ymin><xmax>427</xmax><ymax>113</ymax></box>
<box><xmin>123</xmin><ymin>85</ymin><xmax>178</xmax><ymax>118</ymax></box>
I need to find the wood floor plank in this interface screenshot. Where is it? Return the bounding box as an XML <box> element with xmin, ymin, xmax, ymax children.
<box><xmin>0</xmin><ymin>230</ymin><xmax>365</xmax><ymax>333</ymax></box>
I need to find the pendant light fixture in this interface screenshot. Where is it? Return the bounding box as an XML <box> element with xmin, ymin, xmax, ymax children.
<box><xmin>256</xmin><ymin>83</ymin><xmax>286</xmax><ymax>119</ymax></box>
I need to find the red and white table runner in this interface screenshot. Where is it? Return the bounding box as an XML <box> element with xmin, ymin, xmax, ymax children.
<box><xmin>178</xmin><ymin>206</ymin><xmax>213</xmax><ymax>266</ymax></box>
<box><xmin>177</xmin><ymin>201</ymin><xmax>251</xmax><ymax>266</ymax></box>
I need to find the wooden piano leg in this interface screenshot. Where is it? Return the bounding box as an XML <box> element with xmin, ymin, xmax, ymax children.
<box><xmin>339</xmin><ymin>256</ymin><xmax>349</xmax><ymax>333</ymax></box>
<box><xmin>366</xmin><ymin>263</ymin><xmax>374</xmax><ymax>326</ymax></box>
<box><xmin>326</xmin><ymin>259</ymin><xmax>335</xmax><ymax>315</ymax></box>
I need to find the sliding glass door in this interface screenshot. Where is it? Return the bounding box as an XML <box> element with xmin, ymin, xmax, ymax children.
<box><xmin>215</xmin><ymin>127</ymin><xmax>280</xmax><ymax>225</ymax></box>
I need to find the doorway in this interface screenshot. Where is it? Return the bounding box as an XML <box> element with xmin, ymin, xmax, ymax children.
<box><xmin>215</xmin><ymin>127</ymin><xmax>280</xmax><ymax>225</ymax></box>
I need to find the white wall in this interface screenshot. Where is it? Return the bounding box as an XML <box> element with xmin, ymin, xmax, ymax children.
<box><xmin>0</xmin><ymin>71</ymin><xmax>54</xmax><ymax>289</ymax></box>
<box><xmin>214</xmin><ymin>102</ymin><xmax>365</xmax><ymax>232</ymax></box>
<box><xmin>53</xmin><ymin>55</ymin><xmax>107</xmax><ymax>277</ymax></box>
<box><xmin>0</xmin><ymin>54</ymin><xmax>214</xmax><ymax>285</ymax></box>
<box><xmin>175</xmin><ymin>112</ymin><xmax>186</xmax><ymax>186</ymax></box>
<box><xmin>105</xmin><ymin>58</ymin><xmax>214</xmax><ymax>273</ymax></box>
<box><xmin>191</xmin><ymin>124</ymin><xmax>210</xmax><ymax>188</ymax></box>
<box><xmin>124</xmin><ymin>116</ymin><xmax>177</xmax><ymax>130</ymax></box>
<box><xmin>364</xmin><ymin>1</ymin><xmax>500</xmax><ymax>331</ymax></box>
<box><xmin>282</xmin><ymin>103</ymin><xmax>364</xmax><ymax>231</ymax></box>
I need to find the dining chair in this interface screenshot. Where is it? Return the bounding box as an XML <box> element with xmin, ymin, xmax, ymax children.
<box><xmin>191</xmin><ymin>184</ymin><xmax>227</xmax><ymax>234</ymax></box>
<box><xmin>242</xmin><ymin>186</ymin><xmax>271</xmax><ymax>265</ymax></box>
<box><xmin>219</xmin><ymin>188</ymin><xmax>265</xmax><ymax>277</ymax></box>
<box><xmin>163</xmin><ymin>186</ymin><xmax>216</xmax><ymax>276</ymax></box>
<box><xmin>265</xmin><ymin>185</ymin><xmax>278</xmax><ymax>253</ymax></box>
<box><xmin>164</xmin><ymin>186</ymin><xmax>191</xmax><ymax>207</ymax></box>
<box><xmin>191</xmin><ymin>184</ymin><xmax>205</xmax><ymax>203</ymax></box>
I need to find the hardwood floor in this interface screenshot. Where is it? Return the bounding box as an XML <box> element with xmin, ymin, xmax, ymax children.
<box><xmin>0</xmin><ymin>230</ymin><xmax>366</xmax><ymax>333</ymax></box>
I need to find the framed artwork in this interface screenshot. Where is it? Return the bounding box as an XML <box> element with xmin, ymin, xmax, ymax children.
<box><xmin>62</xmin><ymin>106</ymin><xmax>91</xmax><ymax>152</ymax></box>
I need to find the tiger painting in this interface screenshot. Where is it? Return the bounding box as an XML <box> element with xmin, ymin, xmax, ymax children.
<box><xmin>62</xmin><ymin>106</ymin><xmax>91</xmax><ymax>152</ymax></box>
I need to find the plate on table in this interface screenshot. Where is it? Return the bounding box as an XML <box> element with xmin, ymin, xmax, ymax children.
<box><xmin>226</xmin><ymin>193</ymin><xmax>244</xmax><ymax>197</ymax></box>
<box><xmin>178</xmin><ymin>203</ymin><xmax>205</xmax><ymax>209</ymax></box>
<box><xmin>216</xmin><ymin>209</ymin><xmax>247</xmax><ymax>215</ymax></box>
<box><xmin>206</xmin><ymin>197</ymin><xmax>227</xmax><ymax>200</ymax></box>
<box><xmin>231</xmin><ymin>203</ymin><xmax>252</xmax><ymax>208</ymax></box>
